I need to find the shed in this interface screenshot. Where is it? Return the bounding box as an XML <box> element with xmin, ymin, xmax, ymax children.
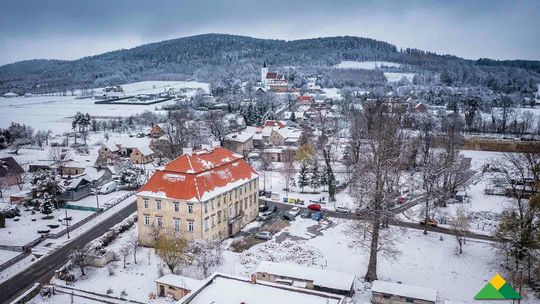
<box><xmin>156</xmin><ymin>274</ymin><xmax>203</xmax><ymax>300</ymax></box>
<box><xmin>255</xmin><ymin>261</ymin><xmax>355</xmax><ymax>296</ymax></box>
<box><xmin>371</xmin><ymin>280</ymin><xmax>437</xmax><ymax>304</ymax></box>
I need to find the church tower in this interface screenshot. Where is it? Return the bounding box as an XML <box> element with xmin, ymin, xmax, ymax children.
<box><xmin>261</xmin><ymin>61</ymin><xmax>268</xmax><ymax>85</ymax></box>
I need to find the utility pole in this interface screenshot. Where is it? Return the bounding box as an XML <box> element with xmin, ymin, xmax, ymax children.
<box><xmin>62</xmin><ymin>208</ymin><xmax>72</xmax><ymax>239</ymax></box>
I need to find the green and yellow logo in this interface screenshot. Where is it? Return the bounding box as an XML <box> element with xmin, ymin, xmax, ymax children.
<box><xmin>475</xmin><ymin>274</ymin><xmax>521</xmax><ymax>300</ymax></box>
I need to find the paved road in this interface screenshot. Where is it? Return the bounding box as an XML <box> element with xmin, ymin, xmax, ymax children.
<box><xmin>0</xmin><ymin>200</ymin><xmax>137</xmax><ymax>304</ymax></box>
<box><xmin>260</xmin><ymin>198</ymin><xmax>496</xmax><ymax>242</ymax></box>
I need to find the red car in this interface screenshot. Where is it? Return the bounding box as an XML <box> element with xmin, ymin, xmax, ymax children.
<box><xmin>307</xmin><ymin>204</ymin><xmax>321</xmax><ymax>211</ymax></box>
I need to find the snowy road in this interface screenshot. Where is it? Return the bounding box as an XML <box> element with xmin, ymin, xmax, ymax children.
<box><xmin>0</xmin><ymin>200</ymin><xmax>137</xmax><ymax>304</ymax></box>
<box><xmin>260</xmin><ymin>198</ymin><xmax>497</xmax><ymax>242</ymax></box>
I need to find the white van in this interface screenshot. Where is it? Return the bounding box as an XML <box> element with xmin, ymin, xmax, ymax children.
<box><xmin>99</xmin><ymin>181</ymin><xmax>118</xmax><ymax>194</ymax></box>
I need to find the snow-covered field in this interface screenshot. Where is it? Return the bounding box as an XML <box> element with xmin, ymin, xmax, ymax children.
<box><xmin>0</xmin><ymin>249</ymin><xmax>20</xmax><ymax>265</ymax></box>
<box><xmin>0</xmin><ymin>81</ymin><xmax>209</xmax><ymax>132</ymax></box>
<box><xmin>32</xmin><ymin>215</ymin><xmax>540</xmax><ymax>304</ymax></box>
<box><xmin>334</xmin><ymin>61</ymin><xmax>401</xmax><ymax>70</ymax></box>
<box><xmin>384</xmin><ymin>72</ymin><xmax>415</xmax><ymax>83</ymax></box>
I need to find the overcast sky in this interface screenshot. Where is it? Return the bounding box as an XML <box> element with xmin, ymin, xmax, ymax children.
<box><xmin>0</xmin><ymin>0</ymin><xmax>539</xmax><ymax>66</ymax></box>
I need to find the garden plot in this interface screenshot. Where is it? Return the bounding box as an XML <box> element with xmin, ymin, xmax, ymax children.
<box><xmin>0</xmin><ymin>203</ymin><xmax>94</xmax><ymax>246</ymax></box>
<box><xmin>68</xmin><ymin>190</ymin><xmax>130</xmax><ymax>209</ymax></box>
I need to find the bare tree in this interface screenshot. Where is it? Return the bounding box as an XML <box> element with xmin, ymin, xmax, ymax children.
<box><xmin>493</xmin><ymin>152</ymin><xmax>540</xmax><ymax>283</ymax></box>
<box><xmin>349</xmin><ymin>101</ymin><xmax>410</xmax><ymax>282</ymax></box>
<box><xmin>419</xmin><ymin>150</ymin><xmax>446</xmax><ymax>234</ymax></box>
<box><xmin>161</xmin><ymin>110</ymin><xmax>202</xmax><ymax>159</ymax></box>
<box><xmin>155</xmin><ymin>235</ymin><xmax>190</xmax><ymax>273</ymax></box>
<box><xmin>119</xmin><ymin>245</ymin><xmax>131</xmax><ymax>269</ymax></box>
<box><xmin>189</xmin><ymin>240</ymin><xmax>224</xmax><ymax>278</ymax></box>
<box><xmin>69</xmin><ymin>249</ymin><xmax>88</xmax><ymax>276</ymax></box>
<box><xmin>450</xmin><ymin>206</ymin><xmax>471</xmax><ymax>254</ymax></box>
<box><xmin>281</xmin><ymin>151</ymin><xmax>296</xmax><ymax>195</ymax></box>
<box><xmin>127</xmin><ymin>234</ymin><xmax>140</xmax><ymax>264</ymax></box>
<box><xmin>204</xmin><ymin>110</ymin><xmax>230</xmax><ymax>145</ymax></box>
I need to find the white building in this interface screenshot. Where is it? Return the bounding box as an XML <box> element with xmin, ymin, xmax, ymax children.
<box><xmin>177</xmin><ymin>273</ymin><xmax>345</xmax><ymax>304</ymax></box>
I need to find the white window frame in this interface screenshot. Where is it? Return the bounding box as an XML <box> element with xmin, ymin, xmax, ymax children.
<box><xmin>143</xmin><ymin>198</ymin><xmax>149</xmax><ymax>209</ymax></box>
<box><xmin>156</xmin><ymin>200</ymin><xmax>162</xmax><ymax>210</ymax></box>
<box><xmin>156</xmin><ymin>217</ymin><xmax>163</xmax><ymax>227</ymax></box>
<box><xmin>174</xmin><ymin>219</ymin><xmax>180</xmax><ymax>231</ymax></box>
<box><xmin>144</xmin><ymin>215</ymin><xmax>150</xmax><ymax>225</ymax></box>
<box><xmin>188</xmin><ymin>221</ymin><xmax>194</xmax><ymax>232</ymax></box>
<box><xmin>174</xmin><ymin>202</ymin><xmax>179</xmax><ymax>212</ymax></box>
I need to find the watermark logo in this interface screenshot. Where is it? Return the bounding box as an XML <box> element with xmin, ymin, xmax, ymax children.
<box><xmin>475</xmin><ymin>274</ymin><xmax>521</xmax><ymax>300</ymax></box>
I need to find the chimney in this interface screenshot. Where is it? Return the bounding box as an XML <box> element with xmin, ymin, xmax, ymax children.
<box><xmin>250</xmin><ymin>274</ymin><xmax>257</xmax><ymax>284</ymax></box>
<box><xmin>211</xmin><ymin>141</ymin><xmax>221</xmax><ymax>148</ymax></box>
<box><xmin>183</xmin><ymin>148</ymin><xmax>193</xmax><ymax>156</ymax></box>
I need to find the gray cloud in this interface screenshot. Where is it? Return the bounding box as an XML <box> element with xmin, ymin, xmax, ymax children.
<box><xmin>0</xmin><ymin>0</ymin><xmax>539</xmax><ymax>65</ymax></box>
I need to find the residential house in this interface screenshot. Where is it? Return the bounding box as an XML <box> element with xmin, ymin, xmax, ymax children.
<box><xmin>296</xmin><ymin>95</ymin><xmax>314</xmax><ymax>105</ymax></box>
<box><xmin>175</xmin><ymin>273</ymin><xmax>345</xmax><ymax>304</ymax></box>
<box><xmin>255</xmin><ymin>261</ymin><xmax>356</xmax><ymax>296</ymax></box>
<box><xmin>223</xmin><ymin>126</ymin><xmax>257</xmax><ymax>156</ymax></box>
<box><xmin>60</xmin><ymin>153</ymin><xmax>99</xmax><ymax>176</ymax></box>
<box><xmin>150</xmin><ymin>123</ymin><xmax>166</xmax><ymax>139</ymax></box>
<box><xmin>0</xmin><ymin>157</ymin><xmax>24</xmax><ymax>187</ymax></box>
<box><xmin>131</xmin><ymin>146</ymin><xmax>155</xmax><ymax>164</ymax></box>
<box><xmin>99</xmin><ymin>138</ymin><xmax>155</xmax><ymax>165</ymax></box>
<box><xmin>58</xmin><ymin>175</ymin><xmax>92</xmax><ymax>201</ymax></box>
<box><xmin>136</xmin><ymin>147</ymin><xmax>259</xmax><ymax>246</ymax></box>
<box><xmin>371</xmin><ymin>280</ymin><xmax>437</xmax><ymax>304</ymax></box>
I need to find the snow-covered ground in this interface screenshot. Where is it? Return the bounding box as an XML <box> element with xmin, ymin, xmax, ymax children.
<box><xmin>384</xmin><ymin>72</ymin><xmax>415</xmax><ymax>83</ymax></box>
<box><xmin>0</xmin><ymin>249</ymin><xmax>20</xmax><ymax>264</ymax></box>
<box><xmin>334</xmin><ymin>61</ymin><xmax>401</xmax><ymax>69</ymax></box>
<box><xmin>0</xmin><ymin>80</ymin><xmax>209</xmax><ymax>132</ymax></box>
<box><xmin>32</xmin><ymin>215</ymin><xmax>540</xmax><ymax>304</ymax></box>
<box><xmin>0</xmin><ymin>202</ymin><xmax>94</xmax><ymax>246</ymax></box>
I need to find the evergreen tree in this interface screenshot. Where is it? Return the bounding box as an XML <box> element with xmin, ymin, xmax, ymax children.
<box><xmin>40</xmin><ymin>193</ymin><xmax>54</xmax><ymax>216</ymax></box>
<box><xmin>297</xmin><ymin>162</ymin><xmax>309</xmax><ymax>192</ymax></box>
<box><xmin>310</xmin><ymin>161</ymin><xmax>321</xmax><ymax>192</ymax></box>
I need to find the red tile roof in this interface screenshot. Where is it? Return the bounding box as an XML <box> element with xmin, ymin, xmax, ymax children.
<box><xmin>266</xmin><ymin>72</ymin><xmax>279</xmax><ymax>79</ymax></box>
<box><xmin>263</xmin><ymin>120</ymin><xmax>286</xmax><ymax>129</ymax></box>
<box><xmin>138</xmin><ymin>147</ymin><xmax>258</xmax><ymax>202</ymax></box>
<box><xmin>296</xmin><ymin>95</ymin><xmax>313</xmax><ymax>101</ymax></box>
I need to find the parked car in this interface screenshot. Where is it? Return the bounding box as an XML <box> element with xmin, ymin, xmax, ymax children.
<box><xmin>282</xmin><ymin>213</ymin><xmax>296</xmax><ymax>221</ymax></box>
<box><xmin>300</xmin><ymin>210</ymin><xmax>312</xmax><ymax>218</ymax></box>
<box><xmin>255</xmin><ymin>231</ymin><xmax>272</xmax><ymax>240</ymax></box>
<box><xmin>269</xmin><ymin>205</ymin><xmax>278</xmax><ymax>213</ymax></box>
<box><xmin>258</xmin><ymin>190</ymin><xmax>267</xmax><ymax>196</ymax></box>
<box><xmin>311</xmin><ymin>211</ymin><xmax>324</xmax><ymax>221</ymax></box>
<box><xmin>335</xmin><ymin>206</ymin><xmax>349</xmax><ymax>214</ymax></box>
<box><xmin>289</xmin><ymin>207</ymin><xmax>300</xmax><ymax>217</ymax></box>
<box><xmin>257</xmin><ymin>212</ymin><xmax>271</xmax><ymax>221</ymax></box>
<box><xmin>396</xmin><ymin>194</ymin><xmax>409</xmax><ymax>204</ymax></box>
<box><xmin>259</xmin><ymin>204</ymin><xmax>269</xmax><ymax>212</ymax></box>
<box><xmin>419</xmin><ymin>218</ymin><xmax>438</xmax><ymax>227</ymax></box>
<box><xmin>307</xmin><ymin>203</ymin><xmax>321</xmax><ymax>211</ymax></box>
<box><xmin>99</xmin><ymin>181</ymin><xmax>118</xmax><ymax>194</ymax></box>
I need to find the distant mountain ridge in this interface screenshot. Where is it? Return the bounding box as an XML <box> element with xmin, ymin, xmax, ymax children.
<box><xmin>0</xmin><ymin>33</ymin><xmax>538</xmax><ymax>95</ymax></box>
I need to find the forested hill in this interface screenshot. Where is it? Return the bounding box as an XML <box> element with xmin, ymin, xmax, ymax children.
<box><xmin>0</xmin><ymin>34</ymin><xmax>538</xmax><ymax>95</ymax></box>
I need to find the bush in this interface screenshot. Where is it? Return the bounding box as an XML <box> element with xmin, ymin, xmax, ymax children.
<box><xmin>106</xmin><ymin>288</ymin><xmax>114</xmax><ymax>295</ymax></box>
<box><xmin>47</xmin><ymin>224</ymin><xmax>60</xmax><ymax>229</ymax></box>
<box><xmin>120</xmin><ymin>290</ymin><xmax>127</xmax><ymax>298</ymax></box>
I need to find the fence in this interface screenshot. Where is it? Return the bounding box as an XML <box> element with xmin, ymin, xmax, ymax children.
<box><xmin>0</xmin><ymin>252</ymin><xmax>30</xmax><ymax>272</ymax></box>
<box><xmin>47</xmin><ymin>192</ymin><xmax>135</xmax><ymax>239</ymax></box>
<box><xmin>9</xmin><ymin>283</ymin><xmax>41</xmax><ymax>304</ymax></box>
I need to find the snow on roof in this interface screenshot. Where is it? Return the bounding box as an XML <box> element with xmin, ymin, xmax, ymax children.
<box><xmin>65</xmin><ymin>153</ymin><xmax>99</xmax><ymax>168</ymax></box>
<box><xmin>155</xmin><ymin>274</ymin><xmax>203</xmax><ymax>291</ymax></box>
<box><xmin>102</xmin><ymin>141</ymin><xmax>119</xmax><ymax>152</ymax></box>
<box><xmin>137</xmin><ymin>147</ymin><xmax>258</xmax><ymax>202</ymax></box>
<box><xmin>277</xmin><ymin>127</ymin><xmax>302</xmax><ymax>140</ymax></box>
<box><xmin>135</xmin><ymin>145</ymin><xmax>154</xmax><ymax>156</ymax></box>
<box><xmin>256</xmin><ymin>261</ymin><xmax>355</xmax><ymax>292</ymax></box>
<box><xmin>83</xmin><ymin>166</ymin><xmax>104</xmax><ymax>181</ymax></box>
<box><xmin>225</xmin><ymin>127</ymin><xmax>258</xmax><ymax>143</ymax></box>
<box><xmin>371</xmin><ymin>280</ymin><xmax>437</xmax><ymax>302</ymax></box>
<box><xmin>181</xmin><ymin>274</ymin><xmax>342</xmax><ymax>304</ymax></box>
